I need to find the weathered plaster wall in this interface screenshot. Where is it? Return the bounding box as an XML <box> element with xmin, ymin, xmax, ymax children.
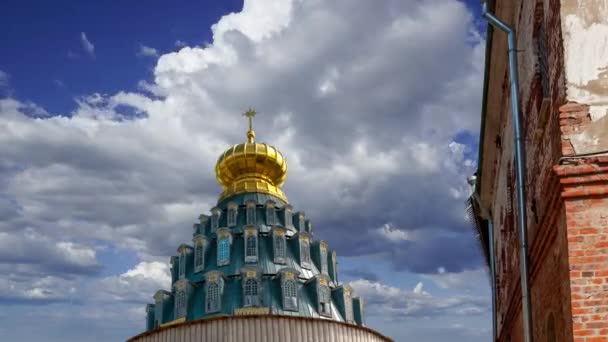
<box><xmin>560</xmin><ymin>0</ymin><xmax>608</xmax><ymax>155</ymax></box>
<box><xmin>561</xmin><ymin>0</ymin><xmax>608</xmax><ymax>121</ymax></box>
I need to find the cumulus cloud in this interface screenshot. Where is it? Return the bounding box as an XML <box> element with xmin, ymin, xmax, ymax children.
<box><xmin>422</xmin><ymin>267</ymin><xmax>489</xmax><ymax>289</ymax></box>
<box><xmin>0</xmin><ymin>229</ymin><xmax>100</xmax><ymax>276</ymax></box>
<box><xmin>137</xmin><ymin>44</ymin><xmax>159</xmax><ymax>58</ymax></box>
<box><xmin>349</xmin><ymin>279</ymin><xmax>488</xmax><ymax>319</ymax></box>
<box><xmin>94</xmin><ymin>261</ymin><xmax>171</xmax><ymax>302</ymax></box>
<box><xmin>0</xmin><ymin>0</ymin><xmax>485</xmax><ymax>339</ymax></box>
<box><xmin>80</xmin><ymin>32</ymin><xmax>95</xmax><ymax>57</ymax></box>
<box><xmin>0</xmin><ymin>69</ymin><xmax>9</xmax><ymax>87</ymax></box>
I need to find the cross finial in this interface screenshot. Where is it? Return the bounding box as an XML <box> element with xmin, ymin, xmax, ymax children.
<box><xmin>243</xmin><ymin>108</ymin><xmax>257</xmax><ymax>143</ymax></box>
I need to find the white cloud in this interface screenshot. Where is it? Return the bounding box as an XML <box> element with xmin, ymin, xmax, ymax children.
<box><xmin>175</xmin><ymin>40</ymin><xmax>187</xmax><ymax>48</ymax></box>
<box><xmin>0</xmin><ymin>0</ymin><xmax>486</xmax><ymax>339</ymax></box>
<box><xmin>376</xmin><ymin>223</ymin><xmax>411</xmax><ymax>242</ymax></box>
<box><xmin>349</xmin><ymin>279</ymin><xmax>488</xmax><ymax>319</ymax></box>
<box><xmin>80</xmin><ymin>32</ymin><xmax>95</xmax><ymax>57</ymax></box>
<box><xmin>94</xmin><ymin>261</ymin><xmax>171</xmax><ymax>302</ymax></box>
<box><xmin>423</xmin><ymin>267</ymin><xmax>489</xmax><ymax>289</ymax></box>
<box><xmin>137</xmin><ymin>44</ymin><xmax>159</xmax><ymax>58</ymax></box>
<box><xmin>0</xmin><ymin>69</ymin><xmax>9</xmax><ymax>87</ymax></box>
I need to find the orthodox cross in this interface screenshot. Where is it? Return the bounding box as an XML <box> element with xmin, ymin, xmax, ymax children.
<box><xmin>243</xmin><ymin>108</ymin><xmax>256</xmax><ymax>143</ymax></box>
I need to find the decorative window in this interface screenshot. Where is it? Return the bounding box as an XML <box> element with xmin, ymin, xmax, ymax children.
<box><xmin>194</xmin><ymin>238</ymin><xmax>205</xmax><ymax>273</ymax></box>
<box><xmin>244</xmin><ymin>228</ymin><xmax>258</xmax><ymax>263</ymax></box>
<box><xmin>266</xmin><ymin>202</ymin><xmax>276</xmax><ymax>225</ymax></box>
<box><xmin>246</xmin><ymin>201</ymin><xmax>256</xmax><ymax>225</ymax></box>
<box><xmin>243</xmin><ymin>278</ymin><xmax>260</xmax><ymax>307</ymax></box>
<box><xmin>282</xmin><ymin>278</ymin><xmax>298</xmax><ymax>311</ymax></box>
<box><xmin>318</xmin><ymin>282</ymin><xmax>332</xmax><ymax>317</ymax></box>
<box><xmin>305</xmin><ymin>220</ymin><xmax>313</xmax><ymax>234</ymax></box>
<box><xmin>273</xmin><ymin>229</ymin><xmax>287</xmax><ymax>264</ymax></box>
<box><xmin>179</xmin><ymin>250</ymin><xmax>186</xmax><ymax>278</ymax></box>
<box><xmin>206</xmin><ymin>282</ymin><xmax>221</xmax><ymax>313</ymax></box>
<box><xmin>344</xmin><ymin>288</ymin><xmax>354</xmax><ymax>322</ymax></box>
<box><xmin>227</xmin><ymin>203</ymin><xmax>237</xmax><ymax>227</ymax></box>
<box><xmin>218</xmin><ymin>239</ymin><xmax>230</xmax><ymax>265</ymax></box>
<box><xmin>154</xmin><ymin>297</ymin><xmax>163</xmax><ymax>327</ymax></box>
<box><xmin>320</xmin><ymin>242</ymin><xmax>328</xmax><ymax>274</ymax></box>
<box><xmin>284</xmin><ymin>207</ymin><xmax>293</xmax><ymax>227</ymax></box>
<box><xmin>211</xmin><ymin>208</ymin><xmax>220</xmax><ymax>232</ymax></box>
<box><xmin>300</xmin><ymin>236</ymin><xmax>311</xmax><ymax>269</ymax></box>
<box><xmin>217</xmin><ymin>229</ymin><xmax>232</xmax><ymax>266</ymax></box>
<box><xmin>175</xmin><ymin>290</ymin><xmax>186</xmax><ymax>318</ymax></box>
<box><xmin>298</xmin><ymin>213</ymin><xmax>305</xmax><ymax>232</ymax></box>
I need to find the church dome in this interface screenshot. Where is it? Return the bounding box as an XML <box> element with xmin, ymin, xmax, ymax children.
<box><xmin>134</xmin><ymin>108</ymin><xmax>386</xmax><ymax>342</ymax></box>
<box><xmin>215</xmin><ymin>109</ymin><xmax>288</xmax><ymax>203</ymax></box>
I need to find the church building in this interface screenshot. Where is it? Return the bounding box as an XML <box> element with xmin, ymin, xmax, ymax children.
<box><xmin>128</xmin><ymin>110</ymin><xmax>391</xmax><ymax>342</ymax></box>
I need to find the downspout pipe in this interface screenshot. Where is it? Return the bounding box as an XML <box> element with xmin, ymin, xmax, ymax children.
<box><xmin>488</xmin><ymin>219</ymin><xmax>497</xmax><ymax>342</ymax></box>
<box><xmin>481</xmin><ymin>3</ymin><xmax>534</xmax><ymax>342</ymax></box>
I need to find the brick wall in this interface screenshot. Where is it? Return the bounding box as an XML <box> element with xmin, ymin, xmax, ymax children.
<box><xmin>555</xmin><ymin>159</ymin><xmax>608</xmax><ymax>341</ymax></box>
<box><xmin>481</xmin><ymin>0</ymin><xmax>608</xmax><ymax>340</ymax></box>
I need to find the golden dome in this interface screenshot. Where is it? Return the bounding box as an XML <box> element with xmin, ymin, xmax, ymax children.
<box><xmin>215</xmin><ymin>109</ymin><xmax>288</xmax><ymax>202</ymax></box>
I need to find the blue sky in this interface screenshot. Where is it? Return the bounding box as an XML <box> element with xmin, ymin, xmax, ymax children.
<box><xmin>0</xmin><ymin>0</ymin><xmax>490</xmax><ymax>341</ymax></box>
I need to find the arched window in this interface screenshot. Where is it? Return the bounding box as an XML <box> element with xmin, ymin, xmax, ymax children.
<box><xmin>175</xmin><ymin>290</ymin><xmax>186</xmax><ymax>318</ymax></box>
<box><xmin>320</xmin><ymin>243</ymin><xmax>328</xmax><ymax>274</ymax></box>
<box><xmin>284</xmin><ymin>208</ymin><xmax>292</xmax><ymax>227</ymax></box>
<box><xmin>319</xmin><ymin>284</ymin><xmax>331</xmax><ymax>317</ymax></box>
<box><xmin>345</xmin><ymin>297</ymin><xmax>353</xmax><ymax>322</ymax></box>
<box><xmin>274</xmin><ymin>230</ymin><xmax>286</xmax><ymax>264</ymax></box>
<box><xmin>154</xmin><ymin>295</ymin><xmax>164</xmax><ymax>326</ymax></box>
<box><xmin>227</xmin><ymin>204</ymin><xmax>237</xmax><ymax>227</ymax></box>
<box><xmin>298</xmin><ymin>214</ymin><xmax>305</xmax><ymax>232</ymax></box>
<box><xmin>218</xmin><ymin>238</ymin><xmax>230</xmax><ymax>266</ymax></box>
<box><xmin>300</xmin><ymin>238</ymin><xmax>311</xmax><ymax>269</ymax></box>
<box><xmin>194</xmin><ymin>241</ymin><xmax>204</xmax><ymax>272</ymax></box>
<box><xmin>266</xmin><ymin>203</ymin><xmax>276</xmax><ymax>225</ymax></box>
<box><xmin>245</xmin><ymin>235</ymin><xmax>258</xmax><ymax>262</ymax></box>
<box><xmin>246</xmin><ymin>202</ymin><xmax>256</xmax><ymax>225</ymax></box>
<box><xmin>179</xmin><ymin>252</ymin><xmax>186</xmax><ymax>278</ymax></box>
<box><xmin>283</xmin><ymin>279</ymin><xmax>298</xmax><ymax>311</ymax></box>
<box><xmin>243</xmin><ymin>278</ymin><xmax>259</xmax><ymax>307</ymax></box>
<box><xmin>206</xmin><ymin>282</ymin><xmax>220</xmax><ymax>313</ymax></box>
<box><xmin>211</xmin><ymin>209</ymin><xmax>220</xmax><ymax>232</ymax></box>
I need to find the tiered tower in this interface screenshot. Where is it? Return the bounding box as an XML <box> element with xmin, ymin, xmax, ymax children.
<box><xmin>129</xmin><ymin>110</ymin><xmax>390</xmax><ymax>342</ymax></box>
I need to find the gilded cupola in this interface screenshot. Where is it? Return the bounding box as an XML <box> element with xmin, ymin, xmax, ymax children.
<box><xmin>215</xmin><ymin>109</ymin><xmax>288</xmax><ymax>203</ymax></box>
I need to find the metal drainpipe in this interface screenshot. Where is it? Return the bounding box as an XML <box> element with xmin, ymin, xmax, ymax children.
<box><xmin>481</xmin><ymin>3</ymin><xmax>534</xmax><ymax>342</ymax></box>
<box><xmin>488</xmin><ymin>219</ymin><xmax>497</xmax><ymax>341</ymax></box>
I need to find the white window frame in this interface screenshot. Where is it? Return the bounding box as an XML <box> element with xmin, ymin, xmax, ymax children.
<box><xmin>300</xmin><ymin>236</ymin><xmax>311</xmax><ymax>269</ymax></box>
<box><xmin>206</xmin><ymin>281</ymin><xmax>221</xmax><ymax>313</ymax></box>
<box><xmin>266</xmin><ymin>202</ymin><xmax>276</xmax><ymax>225</ymax></box>
<box><xmin>246</xmin><ymin>201</ymin><xmax>256</xmax><ymax>226</ymax></box>
<box><xmin>179</xmin><ymin>250</ymin><xmax>186</xmax><ymax>278</ymax></box>
<box><xmin>284</xmin><ymin>207</ymin><xmax>293</xmax><ymax>227</ymax></box>
<box><xmin>298</xmin><ymin>213</ymin><xmax>305</xmax><ymax>232</ymax></box>
<box><xmin>243</xmin><ymin>278</ymin><xmax>260</xmax><ymax>307</ymax></box>
<box><xmin>345</xmin><ymin>296</ymin><xmax>354</xmax><ymax>322</ymax></box>
<box><xmin>273</xmin><ymin>229</ymin><xmax>287</xmax><ymax>264</ymax></box>
<box><xmin>211</xmin><ymin>208</ymin><xmax>220</xmax><ymax>232</ymax></box>
<box><xmin>320</xmin><ymin>243</ymin><xmax>328</xmax><ymax>275</ymax></box>
<box><xmin>194</xmin><ymin>238</ymin><xmax>205</xmax><ymax>273</ymax></box>
<box><xmin>318</xmin><ymin>283</ymin><xmax>332</xmax><ymax>317</ymax></box>
<box><xmin>282</xmin><ymin>278</ymin><xmax>298</xmax><ymax>311</ymax></box>
<box><xmin>244</xmin><ymin>228</ymin><xmax>258</xmax><ymax>263</ymax></box>
<box><xmin>227</xmin><ymin>203</ymin><xmax>237</xmax><ymax>227</ymax></box>
<box><xmin>218</xmin><ymin>238</ymin><xmax>230</xmax><ymax>266</ymax></box>
<box><xmin>175</xmin><ymin>290</ymin><xmax>187</xmax><ymax>318</ymax></box>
